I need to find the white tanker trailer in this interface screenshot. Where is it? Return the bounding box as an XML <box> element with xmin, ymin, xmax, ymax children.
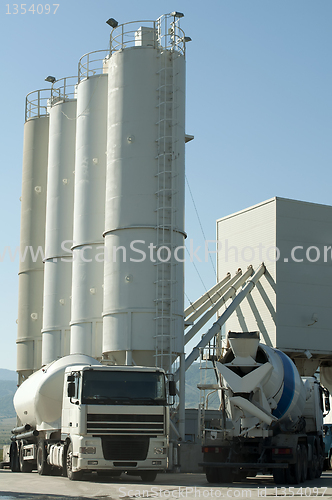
<box><xmin>10</xmin><ymin>354</ymin><xmax>174</xmax><ymax>481</ymax></box>
<box><xmin>200</xmin><ymin>332</ymin><xmax>327</xmax><ymax>484</ymax></box>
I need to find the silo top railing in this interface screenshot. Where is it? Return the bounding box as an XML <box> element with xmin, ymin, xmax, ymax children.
<box><xmin>25</xmin><ymin>89</ymin><xmax>52</xmax><ymax>122</ymax></box>
<box><xmin>110</xmin><ymin>13</ymin><xmax>186</xmax><ymax>56</ymax></box>
<box><xmin>51</xmin><ymin>76</ymin><xmax>77</xmax><ymax>105</ymax></box>
<box><xmin>78</xmin><ymin>49</ymin><xmax>110</xmax><ymax>82</ymax></box>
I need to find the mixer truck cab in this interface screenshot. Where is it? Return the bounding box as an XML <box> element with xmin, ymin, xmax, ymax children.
<box><xmin>11</xmin><ymin>354</ymin><xmax>174</xmax><ymax>481</ymax></box>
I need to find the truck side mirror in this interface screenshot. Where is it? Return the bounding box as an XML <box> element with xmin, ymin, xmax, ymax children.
<box><xmin>67</xmin><ymin>382</ymin><xmax>75</xmax><ymax>398</ymax></box>
<box><xmin>168</xmin><ymin>380</ymin><xmax>176</xmax><ymax>397</ymax></box>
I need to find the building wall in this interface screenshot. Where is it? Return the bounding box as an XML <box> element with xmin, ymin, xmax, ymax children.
<box><xmin>217</xmin><ymin>197</ymin><xmax>332</xmax><ymax>357</ymax></box>
<box><xmin>275</xmin><ymin>198</ymin><xmax>332</xmax><ymax>355</ymax></box>
<box><xmin>216</xmin><ymin>198</ymin><xmax>277</xmax><ymax>347</ymax></box>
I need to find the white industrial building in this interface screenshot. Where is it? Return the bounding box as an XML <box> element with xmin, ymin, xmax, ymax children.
<box><xmin>217</xmin><ymin>197</ymin><xmax>332</xmax><ymax>382</ymax></box>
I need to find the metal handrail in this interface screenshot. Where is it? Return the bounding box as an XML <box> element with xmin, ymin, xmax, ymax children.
<box><xmin>156</xmin><ymin>13</ymin><xmax>186</xmax><ymax>55</ymax></box>
<box><xmin>110</xmin><ymin>13</ymin><xmax>186</xmax><ymax>56</ymax></box>
<box><xmin>51</xmin><ymin>76</ymin><xmax>77</xmax><ymax>105</ymax></box>
<box><xmin>78</xmin><ymin>49</ymin><xmax>110</xmax><ymax>82</ymax></box>
<box><xmin>25</xmin><ymin>89</ymin><xmax>52</xmax><ymax>122</ymax></box>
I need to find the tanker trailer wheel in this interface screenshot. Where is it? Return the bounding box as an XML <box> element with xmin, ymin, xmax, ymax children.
<box><xmin>66</xmin><ymin>442</ymin><xmax>83</xmax><ymax>481</ymax></box>
<box><xmin>300</xmin><ymin>445</ymin><xmax>308</xmax><ymax>483</ymax></box>
<box><xmin>9</xmin><ymin>442</ymin><xmax>20</xmax><ymax>472</ymax></box>
<box><xmin>37</xmin><ymin>441</ymin><xmax>51</xmax><ymax>476</ymax></box>
<box><xmin>19</xmin><ymin>442</ymin><xmax>33</xmax><ymax>473</ymax></box>
<box><xmin>140</xmin><ymin>471</ymin><xmax>157</xmax><ymax>482</ymax></box>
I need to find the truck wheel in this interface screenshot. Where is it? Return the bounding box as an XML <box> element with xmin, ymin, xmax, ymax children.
<box><xmin>9</xmin><ymin>442</ymin><xmax>20</xmax><ymax>472</ymax></box>
<box><xmin>19</xmin><ymin>444</ymin><xmax>33</xmax><ymax>473</ymax></box>
<box><xmin>308</xmin><ymin>441</ymin><xmax>318</xmax><ymax>480</ymax></box>
<box><xmin>300</xmin><ymin>445</ymin><xmax>308</xmax><ymax>482</ymax></box>
<box><xmin>37</xmin><ymin>441</ymin><xmax>51</xmax><ymax>476</ymax></box>
<box><xmin>140</xmin><ymin>471</ymin><xmax>157</xmax><ymax>482</ymax></box>
<box><xmin>315</xmin><ymin>442</ymin><xmax>324</xmax><ymax>479</ymax></box>
<box><xmin>286</xmin><ymin>445</ymin><xmax>302</xmax><ymax>484</ymax></box>
<box><xmin>309</xmin><ymin>440</ymin><xmax>324</xmax><ymax>479</ymax></box>
<box><xmin>308</xmin><ymin>461</ymin><xmax>316</xmax><ymax>480</ymax></box>
<box><xmin>66</xmin><ymin>443</ymin><xmax>83</xmax><ymax>481</ymax></box>
<box><xmin>273</xmin><ymin>468</ymin><xmax>285</xmax><ymax>485</ymax></box>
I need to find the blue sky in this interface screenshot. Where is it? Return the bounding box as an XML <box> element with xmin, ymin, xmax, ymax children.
<box><xmin>0</xmin><ymin>0</ymin><xmax>331</xmax><ymax>371</ymax></box>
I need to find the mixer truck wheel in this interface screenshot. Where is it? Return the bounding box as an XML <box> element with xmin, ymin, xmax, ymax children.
<box><xmin>308</xmin><ymin>440</ymin><xmax>319</xmax><ymax>480</ymax></box>
<box><xmin>300</xmin><ymin>445</ymin><xmax>308</xmax><ymax>483</ymax></box>
<box><xmin>286</xmin><ymin>445</ymin><xmax>302</xmax><ymax>484</ymax></box>
<box><xmin>66</xmin><ymin>442</ymin><xmax>83</xmax><ymax>481</ymax></box>
<box><xmin>315</xmin><ymin>442</ymin><xmax>324</xmax><ymax>479</ymax></box>
<box><xmin>37</xmin><ymin>441</ymin><xmax>51</xmax><ymax>476</ymax></box>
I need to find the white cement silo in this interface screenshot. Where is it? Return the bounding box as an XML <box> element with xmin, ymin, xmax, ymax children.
<box><xmin>17</xmin><ymin>90</ymin><xmax>50</xmax><ymax>383</ymax></box>
<box><xmin>102</xmin><ymin>15</ymin><xmax>186</xmax><ymax>372</ymax></box>
<box><xmin>70</xmin><ymin>52</ymin><xmax>108</xmax><ymax>359</ymax></box>
<box><xmin>42</xmin><ymin>78</ymin><xmax>77</xmax><ymax>365</ymax></box>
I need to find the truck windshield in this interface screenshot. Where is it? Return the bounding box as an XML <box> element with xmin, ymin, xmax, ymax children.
<box><xmin>81</xmin><ymin>370</ymin><xmax>166</xmax><ymax>405</ymax></box>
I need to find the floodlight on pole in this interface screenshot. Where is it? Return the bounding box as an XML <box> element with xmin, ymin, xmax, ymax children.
<box><xmin>106</xmin><ymin>18</ymin><xmax>118</xmax><ymax>28</ymax></box>
<box><xmin>45</xmin><ymin>76</ymin><xmax>56</xmax><ymax>84</ymax></box>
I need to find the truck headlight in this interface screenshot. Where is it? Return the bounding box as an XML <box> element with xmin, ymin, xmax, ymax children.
<box><xmin>79</xmin><ymin>447</ymin><xmax>96</xmax><ymax>454</ymax></box>
<box><xmin>154</xmin><ymin>447</ymin><xmax>166</xmax><ymax>455</ymax></box>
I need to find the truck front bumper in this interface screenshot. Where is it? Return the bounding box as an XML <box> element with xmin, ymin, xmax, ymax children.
<box><xmin>71</xmin><ymin>435</ymin><xmax>167</xmax><ymax>472</ymax></box>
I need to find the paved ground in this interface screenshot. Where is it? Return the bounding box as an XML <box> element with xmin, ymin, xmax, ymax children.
<box><xmin>0</xmin><ymin>470</ymin><xmax>331</xmax><ymax>500</ymax></box>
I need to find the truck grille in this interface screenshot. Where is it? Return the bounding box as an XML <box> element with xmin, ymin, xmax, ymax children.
<box><xmin>87</xmin><ymin>413</ymin><xmax>164</xmax><ymax>435</ymax></box>
<box><xmin>101</xmin><ymin>436</ymin><xmax>149</xmax><ymax>461</ymax></box>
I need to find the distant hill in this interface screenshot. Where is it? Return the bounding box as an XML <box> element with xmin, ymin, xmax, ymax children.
<box><xmin>0</xmin><ymin>370</ymin><xmax>17</xmax><ymax>419</ymax></box>
<box><xmin>0</xmin><ymin>369</ymin><xmax>18</xmax><ymax>446</ymax></box>
<box><xmin>0</xmin><ymin>369</ymin><xmax>17</xmax><ymax>381</ymax></box>
<box><xmin>0</xmin><ymin>380</ymin><xmax>17</xmax><ymax>418</ymax></box>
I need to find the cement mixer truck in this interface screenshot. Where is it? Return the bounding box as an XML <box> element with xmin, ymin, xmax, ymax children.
<box><xmin>10</xmin><ymin>354</ymin><xmax>174</xmax><ymax>481</ymax></box>
<box><xmin>200</xmin><ymin>332</ymin><xmax>326</xmax><ymax>485</ymax></box>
